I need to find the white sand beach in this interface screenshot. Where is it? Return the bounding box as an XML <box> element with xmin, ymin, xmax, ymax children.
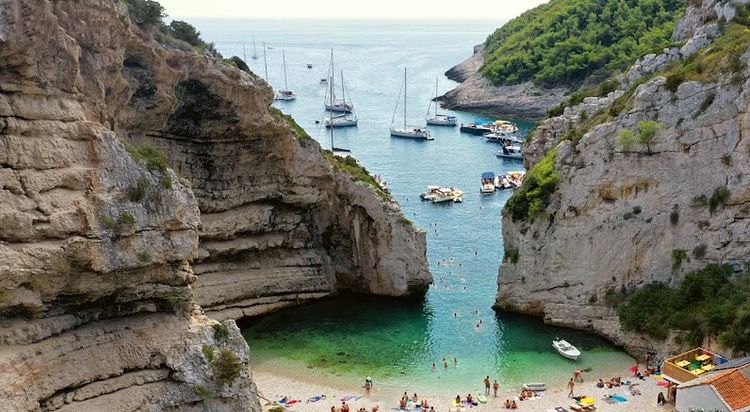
<box><xmin>253</xmin><ymin>367</ymin><xmax>677</xmax><ymax>412</ymax></box>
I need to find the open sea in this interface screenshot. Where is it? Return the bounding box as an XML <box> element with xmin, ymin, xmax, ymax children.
<box><xmin>191</xmin><ymin>18</ymin><xmax>634</xmax><ymax>395</ymax></box>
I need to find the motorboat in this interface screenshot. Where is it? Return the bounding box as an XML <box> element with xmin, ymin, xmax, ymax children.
<box><xmin>325</xmin><ymin>113</ymin><xmax>358</xmax><ymax>128</ymax></box>
<box><xmin>320</xmin><ymin>78</ymin><xmax>329</xmax><ymax>84</ymax></box>
<box><xmin>426</xmin><ymin>77</ymin><xmax>457</xmax><ymax>126</ymax></box>
<box><xmin>390</xmin><ymin>67</ymin><xmax>433</xmax><ymax>141</ymax></box>
<box><xmin>485</xmin><ymin>132</ymin><xmax>522</xmax><ymax>145</ymax></box>
<box><xmin>492</xmin><ymin>119</ymin><xmax>519</xmax><ymax>133</ymax></box>
<box><xmin>307</xmin><ymin>63</ymin><xmax>313</xmax><ymax>69</ymax></box>
<box><xmin>495</xmin><ymin>171</ymin><xmax>525</xmax><ymax>190</ymax></box>
<box><xmin>497</xmin><ymin>144</ymin><xmax>523</xmax><ymax>160</ymax></box>
<box><xmin>460</xmin><ymin>122</ymin><xmax>493</xmax><ymax>136</ymax></box>
<box><xmin>420</xmin><ymin>186</ymin><xmax>463</xmax><ymax>203</ymax></box>
<box><xmin>480</xmin><ymin>171</ymin><xmax>496</xmax><ymax>194</ymax></box>
<box><xmin>553</xmin><ymin>338</ymin><xmax>581</xmax><ymax>360</ymax></box>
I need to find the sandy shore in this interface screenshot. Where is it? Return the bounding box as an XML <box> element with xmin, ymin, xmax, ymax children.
<box><xmin>253</xmin><ymin>367</ymin><xmax>676</xmax><ymax>412</ymax></box>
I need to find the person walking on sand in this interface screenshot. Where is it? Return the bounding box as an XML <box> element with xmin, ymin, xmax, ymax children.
<box><xmin>493</xmin><ymin>380</ymin><xmax>499</xmax><ymax>397</ymax></box>
<box><xmin>483</xmin><ymin>376</ymin><xmax>490</xmax><ymax>395</ymax></box>
<box><xmin>568</xmin><ymin>377</ymin><xmax>575</xmax><ymax>397</ymax></box>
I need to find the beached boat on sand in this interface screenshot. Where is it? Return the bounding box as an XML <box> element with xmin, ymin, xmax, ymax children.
<box><xmin>553</xmin><ymin>338</ymin><xmax>581</xmax><ymax>360</ymax></box>
<box><xmin>522</xmin><ymin>382</ymin><xmax>546</xmax><ymax>391</ymax></box>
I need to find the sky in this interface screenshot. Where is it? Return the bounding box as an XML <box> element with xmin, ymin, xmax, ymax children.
<box><xmin>157</xmin><ymin>0</ymin><xmax>549</xmax><ymax>20</ymax></box>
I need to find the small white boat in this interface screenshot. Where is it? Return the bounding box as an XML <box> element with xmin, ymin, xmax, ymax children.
<box><xmin>320</xmin><ymin>78</ymin><xmax>329</xmax><ymax>84</ymax></box>
<box><xmin>425</xmin><ymin>77</ymin><xmax>457</xmax><ymax>126</ymax></box>
<box><xmin>307</xmin><ymin>63</ymin><xmax>313</xmax><ymax>69</ymax></box>
<box><xmin>420</xmin><ymin>186</ymin><xmax>462</xmax><ymax>203</ymax></box>
<box><xmin>420</xmin><ymin>186</ymin><xmax>441</xmax><ymax>201</ymax></box>
<box><xmin>492</xmin><ymin>119</ymin><xmax>519</xmax><ymax>134</ymax></box>
<box><xmin>496</xmin><ymin>144</ymin><xmax>523</xmax><ymax>160</ymax></box>
<box><xmin>325</xmin><ymin>113</ymin><xmax>358</xmax><ymax>128</ymax></box>
<box><xmin>553</xmin><ymin>338</ymin><xmax>581</xmax><ymax>361</ymax></box>
<box><xmin>522</xmin><ymin>383</ymin><xmax>546</xmax><ymax>392</ymax></box>
<box><xmin>391</xmin><ymin>68</ymin><xmax>433</xmax><ymax>141</ymax></box>
<box><xmin>496</xmin><ymin>171</ymin><xmax>525</xmax><ymax>190</ymax></box>
<box><xmin>481</xmin><ymin>172</ymin><xmax>496</xmax><ymax>194</ymax></box>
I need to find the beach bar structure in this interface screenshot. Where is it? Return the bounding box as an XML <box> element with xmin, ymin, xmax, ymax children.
<box><xmin>676</xmin><ymin>362</ymin><xmax>750</xmax><ymax>412</ymax></box>
<box><xmin>662</xmin><ymin>347</ymin><xmax>728</xmax><ymax>384</ymax></box>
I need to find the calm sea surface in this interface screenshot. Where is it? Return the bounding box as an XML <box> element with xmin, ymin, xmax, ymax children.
<box><xmin>191</xmin><ymin>18</ymin><xmax>633</xmax><ymax>394</ymax></box>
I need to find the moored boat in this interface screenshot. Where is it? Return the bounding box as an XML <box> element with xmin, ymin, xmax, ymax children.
<box><xmin>496</xmin><ymin>144</ymin><xmax>523</xmax><ymax>160</ymax></box>
<box><xmin>480</xmin><ymin>171</ymin><xmax>496</xmax><ymax>194</ymax></box>
<box><xmin>460</xmin><ymin>122</ymin><xmax>493</xmax><ymax>135</ymax></box>
<box><xmin>325</xmin><ymin>113</ymin><xmax>358</xmax><ymax>128</ymax></box>
<box><xmin>390</xmin><ymin>68</ymin><xmax>433</xmax><ymax>141</ymax></box>
<box><xmin>485</xmin><ymin>132</ymin><xmax>522</xmax><ymax>145</ymax></box>
<box><xmin>496</xmin><ymin>171</ymin><xmax>525</xmax><ymax>190</ymax></box>
<box><xmin>420</xmin><ymin>186</ymin><xmax>463</xmax><ymax>203</ymax></box>
<box><xmin>553</xmin><ymin>338</ymin><xmax>581</xmax><ymax>360</ymax></box>
<box><xmin>522</xmin><ymin>383</ymin><xmax>546</xmax><ymax>392</ymax></box>
<box><xmin>274</xmin><ymin>50</ymin><xmax>296</xmax><ymax>101</ymax></box>
<box><xmin>425</xmin><ymin>77</ymin><xmax>457</xmax><ymax>126</ymax></box>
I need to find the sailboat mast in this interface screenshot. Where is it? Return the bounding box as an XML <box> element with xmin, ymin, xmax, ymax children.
<box><xmin>329</xmin><ymin>49</ymin><xmax>335</xmax><ymax>150</ymax></box>
<box><xmin>282</xmin><ymin>49</ymin><xmax>289</xmax><ymax>91</ymax></box>
<box><xmin>435</xmin><ymin>77</ymin><xmax>439</xmax><ymax>116</ymax></box>
<box><xmin>253</xmin><ymin>37</ymin><xmax>258</xmax><ymax>59</ymax></box>
<box><xmin>242</xmin><ymin>44</ymin><xmax>247</xmax><ymax>64</ymax></box>
<box><xmin>403</xmin><ymin>67</ymin><xmax>407</xmax><ymax>129</ymax></box>
<box><xmin>340</xmin><ymin>70</ymin><xmax>346</xmax><ymax>108</ymax></box>
<box><xmin>263</xmin><ymin>42</ymin><xmax>269</xmax><ymax>83</ymax></box>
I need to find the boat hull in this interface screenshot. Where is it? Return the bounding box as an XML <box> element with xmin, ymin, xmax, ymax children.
<box><xmin>325</xmin><ymin>121</ymin><xmax>358</xmax><ymax>128</ymax></box>
<box><xmin>427</xmin><ymin>116</ymin><xmax>457</xmax><ymax>126</ymax></box>
<box><xmin>460</xmin><ymin>126</ymin><xmax>491</xmax><ymax>135</ymax></box>
<box><xmin>496</xmin><ymin>154</ymin><xmax>523</xmax><ymax>160</ymax></box>
<box><xmin>390</xmin><ymin>128</ymin><xmax>433</xmax><ymax>140</ymax></box>
<box><xmin>325</xmin><ymin>103</ymin><xmax>354</xmax><ymax>113</ymax></box>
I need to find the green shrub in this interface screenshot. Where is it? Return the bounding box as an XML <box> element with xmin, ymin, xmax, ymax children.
<box><xmin>161</xmin><ymin>173</ymin><xmax>172</xmax><ymax>188</ymax></box>
<box><xmin>692</xmin><ymin>244</ymin><xmax>707</xmax><ymax>259</ymax></box>
<box><xmin>213</xmin><ymin>323</ymin><xmax>230</xmax><ymax>341</ymax></box>
<box><xmin>617</xmin><ymin>128</ymin><xmax>635</xmax><ymax>150</ymax></box>
<box><xmin>619</xmin><ymin>282</ymin><xmax>672</xmax><ymax>339</ymax></box>
<box><xmin>708</xmin><ymin>186</ymin><xmax>730</xmax><ymax>214</ymax></box>
<box><xmin>672</xmin><ymin>249</ymin><xmax>688</xmax><ymax>272</ymax></box>
<box><xmin>721</xmin><ymin>154</ymin><xmax>731</xmax><ymax>165</ymax></box>
<box><xmin>505</xmin><ymin>248</ymin><xmax>520</xmax><ymax>265</ymax></box>
<box><xmin>637</xmin><ymin>120</ymin><xmax>661</xmax><ymax>154</ymax></box>
<box><xmin>128</xmin><ymin>178</ymin><xmax>149</xmax><ymax>202</ymax></box>
<box><xmin>213</xmin><ymin>348</ymin><xmax>243</xmax><ymax>386</ymax></box>
<box><xmin>269</xmin><ymin>107</ymin><xmax>311</xmax><ymax>141</ymax></box>
<box><xmin>504</xmin><ymin>146</ymin><xmax>560</xmax><ymax>222</ymax></box>
<box><xmin>229</xmin><ymin>56</ymin><xmax>251</xmax><ymax>73</ymax></box>
<box><xmin>124</xmin><ymin>0</ymin><xmax>165</xmax><ymax>27</ymax></box>
<box><xmin>168</xmin><ymin>20</ymin><xmax>202</xmax><ymax>46</ymax></box>
<box><xmin>400</xmin><ymin>217</ymin><xmax>414</xmax><ymax>228</ymax></box>
<box><xmin>623</xmin><ymin>212</ymin><xmax>634</xmax><ymax>220</ymax></box>
<box><xmin>125</xmin><ymin>142</ymin><xmax>169</xmax><ymax>172</ymax></box>
<box><xmin>670</xmin><ymin>204</ymin><xmax>679</xmax><ymax>225</ymax></box>
<box><xmin>323</xmin><ymin>152</ymin><xmax>389</xmax><ymax>201</ymax></box>
<box><xmin>692</xmin><ymin>194</ymin><xmax>708</xmax><ymax>208</ymax></box>
<box><xmin>101</xmin><ymin>212</ymin><xmax>136</xmax><ymax>236</ymax></box>
<box><xmin>632</xmin><ymin>206</ymin><xmax>642</xmax><ymax>215</ymax></box>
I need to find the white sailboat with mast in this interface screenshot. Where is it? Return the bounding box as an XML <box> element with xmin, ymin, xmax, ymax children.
<box><xmin>262</xmin><ymin>42</ymin><xmax>269</xmax><ymax>83</ymax></box>
<box><xmin>426</xmin><ymin>77</ymin><xmax>457</xmax><ymax>126</ymax></box>
<box><xmin>324</xmin><ymin>50</ymin><xmax>354</xmax><ymax>113</ymax></box>
<box><xmin>275</xmin><ymin>49</ymin><xmax>296</xmax><ymax>101</ymax></box>
<box><xmin>327</xmin><ymin>70</ymin><xmax>351</xmax><ymax>156</ymax></box>
<box><xmin>325</xmin><ymin>68</ymin><xmax>358</xmax><ymax>128</ymax></box>
<box><xmin>252</xmin><ymin>36</ymin><xmax>259</xmax><ymax>60</ymax></box>
<box><xmin>390</xmin><ymin>68</ymin><xmax>433</xmax><ymax>140</ymax></box>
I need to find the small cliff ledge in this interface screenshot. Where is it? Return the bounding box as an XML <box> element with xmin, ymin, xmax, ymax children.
<box><xmin>496</xmin><ymin>0</ymin><xmax>749</xmax><ymax>357</ymax></box>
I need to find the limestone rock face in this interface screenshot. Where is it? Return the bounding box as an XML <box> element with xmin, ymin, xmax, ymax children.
<box><xmin>497</xmin><ymin>1</ymin><xmax>750</xmax><ymax>358</ymax></box>
<box><xmin>439</xmin><ymin>43</ymin><xmax>566</xmax><ymax>119</ymax></box>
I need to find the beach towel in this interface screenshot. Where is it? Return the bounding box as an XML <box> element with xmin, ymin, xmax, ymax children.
<box><xmin>554</xmin><ymin>407</ymin><xmax>569</xmax><ymax>412</ymax></box>
<box><xmin>657</xmin><ymin>380</ymin><xmax>669</xmax><ymax>387</ymax></box>
<box><xmin>612</xmin><ymin>395</ymin><xmax>627</xmax><ymax>403</ymax></box>
<box><xmin>340</xmin><ymin>395</ymin><xmax>355</xmax><ymax>402</ymax></box>
<box><xmin>308</xmin><ymin>395</ymin><xmax>325</xmax><ymax>403</ymax></box>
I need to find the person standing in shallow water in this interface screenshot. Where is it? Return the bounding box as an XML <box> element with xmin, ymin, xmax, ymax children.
<box><xmin>483</xmin><ymin>376</ymin><xmax>490</xmax><ymax>395</ymax></box>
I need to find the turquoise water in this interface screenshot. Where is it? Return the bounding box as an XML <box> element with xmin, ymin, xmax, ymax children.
<box><xmin>193</xmin><ymin>19</ymin><xmax>634</xmax><ymax>393</ymax></box>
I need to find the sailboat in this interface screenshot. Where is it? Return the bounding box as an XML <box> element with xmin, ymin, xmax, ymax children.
<box><xmin>324</xmin><ymin>51</ymin><xmax>354</xmax><ymax>113</ymax></box>
<box><xmin>325</xmin><ymin>66</ymin><xmax>357</xmax><ymax>128</ymax></box>
<box><xmin>275</xmin><ymin>49</ymin><xmax>296</xmax><ymax>101</ymax></box>
<box><xmin>252</xmin><ymin>37</ymin><xmax>259</xmax><ymax>60</ymax></box>
<box><xmin>390</xmin><ymin>68</ymin><xmax>433</xmax><ymax>140</ymax></box>
<box><xmin>326</xmin><ymin>67</ymin><xmax>352</xmax><ymax>156</ymax></box>
<box><xmin>262</xmin><ymin>42</ymin><xmax>269</xmax><ymax>83</ymax></box>
<box><xmin>426</xmin><ymin>77</ymin><xmax>457</xmax><ymax>126</ymax></box>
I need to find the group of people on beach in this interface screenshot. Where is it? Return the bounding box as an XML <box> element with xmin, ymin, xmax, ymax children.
<box><xmin>399</xmin><ymin>392</ymin><xmax>432</xmax><ymax>412</ymax></box>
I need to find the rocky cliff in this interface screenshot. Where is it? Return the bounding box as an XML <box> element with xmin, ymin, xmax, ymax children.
<box><xmin>0</xmin><ymin>0</ymin><xmax>430</xmax><ymax>410</ymax></box>
<box><xmin>496</xmin><ymin>0</ymin><xmax>750</xmax><ymax>357</ymax></box>
<box><xmin>440</xmin><ymin>44</ymin><xmax>567</xmax><ymax>119</ymax></box>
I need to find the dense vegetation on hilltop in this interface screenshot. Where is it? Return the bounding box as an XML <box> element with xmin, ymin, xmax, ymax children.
<box><xmin>616</xmin><ymin>264</ymin><xmax>750</xmax><ymax>352</ymax></box>
<box><xmin>481</xmin><ymin>0</ymin><xmax>684</xmax><ymax>87</ymax></box>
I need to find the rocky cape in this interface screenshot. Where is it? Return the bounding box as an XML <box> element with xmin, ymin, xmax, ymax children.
<box><xmin>440</xmin><ymin>44</ymin><xmax>567</xmax><ymax>120</ymax></box>
<box><xmin>0</xmin><ymin>0</ymin><xmax>431</xmax><ymax>410</ymax></box>
<box><xmin>496</xmin><ymin>0</ymin><xmax>749</xmax><ymax>358</ymax></box>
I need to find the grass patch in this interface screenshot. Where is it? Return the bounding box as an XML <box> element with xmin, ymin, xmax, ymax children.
<box><xmin>670</xmin><ymin>204</ymin><xmax>679</xmax><ymax>225</ymax></box>
<box><xmin>193</xmin><ymin>384</ymin><xmax>211</xmax><ymax>399</ymax></box>
<box><xmin>323</xmin><ymin>152</ymin><xmax>390</xmax><ymax>201</ymax></box>
<box><xmin>708</xmin><ymin>186</ymin><xmax>731</xmax><ymax>214</ymax></box>
<box><xmin>270</xmin><ymin>107</ymin><xmax>311</xmax><ymax>141</ymax></box>
<box><xmin>212</xmin><ymin>348</ymin><xmax>243</xmax><ymax>386</ymax></box>
<box><xmin>125</xmin><ymin>142</ymin><xmax>169</xmax><ymax>173</ymax></box>
<box><xmin>202</xmin><ymin>345</ymin><xmax>215</xmax><ymax>362</ymax></box>
<box><xmin>101</xmin><ymin>212</ymin><xmax>136</xmax><ymax>236</ymax></box>
<box><xmin>127</xmin><ymin>178</ymin><xmax>149</xmax><ymax>202</ymax></box>
<box><xmin>137</xmin><ymin>251</ymin><xmax>151</xmax><ymax>262</ymax></box>
<box><xmin>213</xmin><ymin>323</ymin><xmax>230</xmax><ymax>341</ymax></box>
<box><xmin>503</xmin><ymin>146</ymin><xmax>560</xmax><ymax>222</ymax></box>
<box><xmin>692</xmin><ymin>244</ymin><xmax>707</xmax><ymax>259</ymax></box>
<box><xmin>619</xmin><ymin>263</ymin><xmax>750</xmax><ymax>351</ymax></box>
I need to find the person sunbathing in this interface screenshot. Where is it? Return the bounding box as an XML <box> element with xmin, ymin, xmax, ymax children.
<box><xmin>399</xmin><ymin>399</ymin><xmax>407</xmax><ymax>410</ymax></box>
<box><xmin>629</xmin><ymin>384</ymin><xmax>641</xmax><ymax>395</ymax></box>
<box><xmin>455</xmin><ymin>395</ymin><xmax>461</xmax><ymax>404</ymax></box>
<box><xmin>519</xmin><ymin>391</ymin><xmax>526</xmax><ymax>401</ymax></box>
<box><xmin>504</xmin><ymin>400</ymin><xmax>511</xmax><ymax>409</ymax></box>
<box><xmin>466</xmin><ymin>394</ymin><xmax>474</xmax><ymax>404</ymax></box>
<box><xmin>511</xmin><ymin>400</ymin><xmax>518</xmax><ymax>409</ymax></box>
<box><xmin>596</xmin><ymin>379</ymin><xmax>605</xmax><ymax>388</ymax></box>
<box><xmin>342</xmin><ymin>402</ymin><xmax>350</xmax><ymax>412</ymax></box>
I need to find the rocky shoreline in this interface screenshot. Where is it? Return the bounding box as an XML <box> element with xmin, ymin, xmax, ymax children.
<box><xmin>439</xmin><ymin>44</ymin><xmax>568</xmax><ymax>120</ymax></box>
